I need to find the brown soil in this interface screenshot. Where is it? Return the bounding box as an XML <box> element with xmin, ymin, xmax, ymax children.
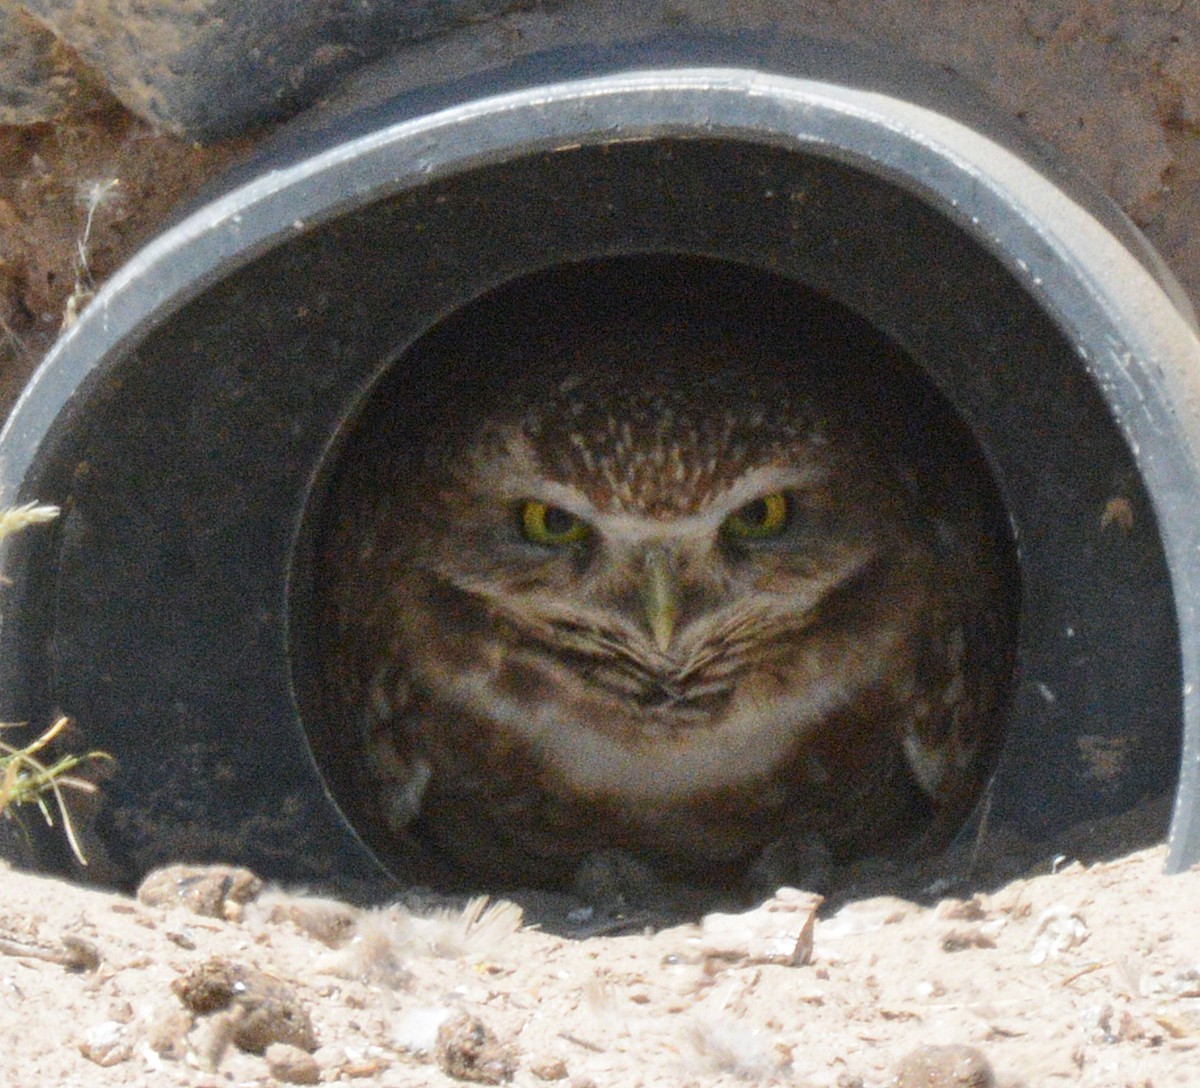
<box><xmin>0</xmin><ymin>93</ymin><xmax>249</xmax><ymax>415</ymax></box>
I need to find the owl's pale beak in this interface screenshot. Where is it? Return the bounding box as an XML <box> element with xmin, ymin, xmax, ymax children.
<box><xmin>640</xmin><ymin>548</ymin><xmax>678</xmax><ymax>653</ymax></box>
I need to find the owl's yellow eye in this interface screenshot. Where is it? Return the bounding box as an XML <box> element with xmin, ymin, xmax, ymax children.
<box><xmin>519</xmin><ymin>500</ymin><xmax>591</xmax><ymax>546</ymax></box>
<box><xmin>722</xmin><ymin>492</ymin><xmax>790</xmax><ymax>540</ymax></box>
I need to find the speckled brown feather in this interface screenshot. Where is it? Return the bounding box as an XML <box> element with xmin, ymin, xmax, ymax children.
<box><xmin>525</xmin><ymin>374</ymin><xmax>823</xmax><ymax>517</ymax></box>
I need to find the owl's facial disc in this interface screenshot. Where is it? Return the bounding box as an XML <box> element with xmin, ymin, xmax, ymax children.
<box><xmin>509</xmin><ymin>482</ymin><xmax>810</xmax><ymax>647</ymax></box>
<box><xmin>414</xmin><ymin>418</ymin><xmax>887</xmax><ymax>735</ymax></box>
<box><xmin>436</xmin><ymin>458</ymin><xmax>881</xmax><ymax>726</ymax></box>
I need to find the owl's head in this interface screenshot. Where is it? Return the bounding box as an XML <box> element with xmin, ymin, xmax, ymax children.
<box><xmin>396</xmin><ymin>345</ymin><xmax>933</xmax><ymax>738</ymax></box>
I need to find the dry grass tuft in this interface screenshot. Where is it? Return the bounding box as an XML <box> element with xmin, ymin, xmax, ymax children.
<box><xmin>0</xmin><ymin>501</ymin><xmax>110</xmax><ymax>863</ymax></box>
<box><xmin>0</xmin><ymin>716</ymin><xmax>110</xmax><ymax>864</ymax></box>
<box><xmin>0</xmin><ymin>501</ymin><xmax>60</xmax><ymax>539</ymax></box>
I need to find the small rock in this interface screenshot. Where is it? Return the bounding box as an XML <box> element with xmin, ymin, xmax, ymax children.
<box><xmin>530</xmin><ymin>1056</ymin><xmax>569</xmax><ymax>1080</ymax></box>
<box><xmin>436</xmin><ymin>1011</ymin><xmax>517</xmax><ymax>1084</ymax></box>
<box><xmin>1029</xmin><ymin>906</ymin><xmax>1088</xmax><ymax>965</ymax></box>
<box><xmin>138</xmin><ymin>863</ymin><xmax>264</xmax><ymax>919</ymax></box>
<box><xmin>268</xmin><ymin>895</ymin><xmax>361</xmax><ymax>947</ymax></box>
<box><xmin>236</xmin><ymin>1001</ymin><xmax>317</xmax><ymax>1056</ymax></box>
<box><xmin>173</xmin><ymin>956</ymin><xmax>256</xmax><ymax>1014</ymax></box>
<box><xmin>695</xmin><ymin>887</ymin><xmax>822</xmax><ymax>967</ymax></box>
<box><xmin>890</xmin><ymin>1044</ymin><xmax>996</xmax><ymax>1088</ymax></box>
<box><xmin>146</xmin><ymin>1005</ymin><xmax>194</xmax><ymax>1060</ymax></box>
<box><xmin>60</xmin><ymin>935</ymin><xmax>101</xmax><ymax>972</ymax></box>
<box><xmin>266</xmin><ymin>1042</ymin><xmax>322</xmax><ymax>1085</ymax></box>
<box><xmin>172</xmin><ymin>956</ymin><xmax>317</xmax><ymax>1053</ymax></box>
<box><xmin>78</xmin><ymin>1020</ymin><xmax>132</xmax><ymax>1067</ymax></box>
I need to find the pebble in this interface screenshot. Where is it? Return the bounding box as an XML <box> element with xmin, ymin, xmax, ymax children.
<box><xmin>890</xmin><ymin>1044</ymin><xmax>996</xmax><ymax>1087</ymax></box>
<box><xmin>266</xmin><ymin>1041</ymin><xmax>322</xmax><ymax>1085</ymax></box>
<box><xmin>78</xmin><ymin>1020</ymin><xmax>132</xmax><ymax>1067</ymax></box>
<box><xmin>530</xmin><ymin>1056</ymin><xmax>569</xmax><ymax>1080</ymax></box>
<box><xmin>436</xmin><ymin>1010</ymin><xmax>517</xmax><ymax>1084</ymax></box>
<box><xmin>137</xmin><ymin>863</ymin><xmax>263</xmax><ymax>920</ymax></box>
<box><xmin>172</xmin><ymin>955</ymin><xmax>317</xmax><ymax>1053</ymax></box>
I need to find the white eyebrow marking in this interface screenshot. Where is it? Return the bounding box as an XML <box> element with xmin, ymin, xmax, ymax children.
<box><xmin>521</xmin><ymin>464</ymin><xmax>828</xmax><ymax>543</ymax></box>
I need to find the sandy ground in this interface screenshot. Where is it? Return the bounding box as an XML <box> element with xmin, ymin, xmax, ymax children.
<box><xmin>1</xmin><ymin>846</ymin><xmax>1198</xmax><ymax>1088</ymax></box>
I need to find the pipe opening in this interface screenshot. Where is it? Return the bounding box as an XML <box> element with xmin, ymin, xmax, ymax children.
<box><xmin>299</xmin><ymin>254</ymin><xmax>1020</xmax><ymax>906</ymax></box>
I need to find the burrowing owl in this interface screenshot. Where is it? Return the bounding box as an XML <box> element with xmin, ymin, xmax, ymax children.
<box><xmin>320</xmin><ymin>312</ymin><xmax>1014</xmax><ymax>893</ymax></box>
